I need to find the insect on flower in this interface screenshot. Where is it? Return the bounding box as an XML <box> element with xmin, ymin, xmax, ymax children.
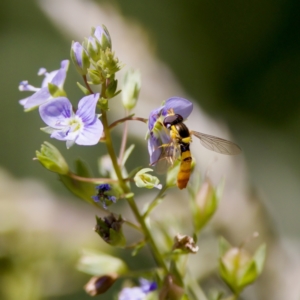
<box><xmin>148</xmin><ymin>97</ymin><xmax>241</xmax><ymax>189</ymax></box>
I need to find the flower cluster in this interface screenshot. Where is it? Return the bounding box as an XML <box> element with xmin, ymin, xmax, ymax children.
<box><xmin>18</xmin><ymin>24</ymin><xmax>264</xmax><ymax>300</ymax></box>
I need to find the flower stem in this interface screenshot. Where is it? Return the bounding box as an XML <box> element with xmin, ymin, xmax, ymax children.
<box><xmin>101</xmin><ymin>109</ymin><xmax>168</xmax><ymax>273</ymax></box>
<box><xmin>118</xmin><ymin>109</ymin><xmax>129</xmax><ymax>164</ymax></box>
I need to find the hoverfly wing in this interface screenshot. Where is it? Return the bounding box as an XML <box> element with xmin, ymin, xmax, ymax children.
<box><xmin>151</xmin><ymin>144</ymin><xmax>180</xmax><ymax>174</ymax></box>
<box><xmin>191</xmin><ymin>131</ymin><xmax>241</xmax><ymax>155</ymax></box>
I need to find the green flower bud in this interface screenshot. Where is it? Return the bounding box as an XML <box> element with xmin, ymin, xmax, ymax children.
<box><xmin>159</xmin><ymin>275</ymin><xmax>184</xmax><ymax>300</ymax></box>
<box><xmin>84</xmin><ymin>36</ymin><xmax>101</xmax><ymax>62</ymax></box>
<box><xmin>94</xmin><ymin>214</ymin><xmax>126</xmax><ymax>248</ymax></box>
<box><xmin>219</xmin><ymin>237</ymin><xmax>266</xmax><ymax>295</ymax></box>
<box><xmin>35</xmin><ymin>142</ymin><xmax>69</xmax><ymax>175</ymax></box>
<box><xmin>172</xmin><ymin>234</ymin><xmax>199</xmax><ymax>254</ymax></box>
<box><xmin>84</xmin><ymin>273</ymin><xmax>118</xmax><ymax>296</ymax></box>
<box><xmin>97</xmin><ymin>48</ymin><xmax>122</xmax><ymax>79</ymax></box>
<box><xmin>193</xmin><ymin>179</ymin><xmax>219</xmax><ymax>232</ymax></box>
<box><xmin>122</xmin><ymin>69</ymin><xmax>141</xmax><ymax>110</ymax></box>
<box><xmin>106</xmin><ymin>77</ymin><xmax>119</xmax><ymax>99</ymax></box>
<box><xmin>88</xmin><ymin>69</ymin><xmax>103</xmax><ymax>85</ymax></box>
<box><xmin>134</xmin><ymin>168</ymin><xmax>162</xmax><ymax>190</ymax></box>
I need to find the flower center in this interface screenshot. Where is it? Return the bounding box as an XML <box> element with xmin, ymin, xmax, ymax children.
<box><xmin>66</xmin><ymin>115</ymin><xmax>84</xmax><ymax>136</ymax></box>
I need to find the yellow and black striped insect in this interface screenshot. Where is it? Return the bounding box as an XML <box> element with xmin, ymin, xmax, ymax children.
<box><xmin>154</xmin><ymin>112</ymin><xmax>241</xmax><ymax>189</ymax></box>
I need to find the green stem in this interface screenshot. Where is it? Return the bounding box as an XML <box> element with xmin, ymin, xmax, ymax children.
<box><xmin>101</xmin><ymin>109</ymin><xmax>168</xmax><ymax>273</ymax></box>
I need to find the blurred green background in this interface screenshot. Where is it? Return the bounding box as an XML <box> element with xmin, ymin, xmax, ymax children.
<box><xmin>1</xmin><ymin>0</ymin><xmax>300</xmax><ymax>299</ymax></box>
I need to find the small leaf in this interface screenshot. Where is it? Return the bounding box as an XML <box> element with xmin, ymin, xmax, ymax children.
<box><xmin>121</xmin><ymin>144</ymin><xmax>135</xmax><ymax>167</ymax></box>
<box><xmin>60</xmin><ymin>159</ymin><xmax>95</xmax><ymax>205</ymax></box>
<box><xmin>219</xmin><ymin>237</ymin><xmax>232</xmax><ymax>257</ymax></box>
<box><xmin>253</xmin><ymin>243</ymin><xmax>266</xmax><ymax>275</ymax></box>
<box><xmin>131</xmin><ymin>240</ymin><xmax>146</xmax><ymax>257</ymax></box>
<box><xmin>238</xmin><ymin>260</ymin><xmax>257</xmax><ymax>288</ymax></box>
<box><xmin>76</xmin><ymin>82</ymin><xmax>91</xmax><ymax>95</ymax></box>
<box><xmin>77</xmin><ymin>249</ymin><xmax>128</xmax><ymax>276</ymax></box>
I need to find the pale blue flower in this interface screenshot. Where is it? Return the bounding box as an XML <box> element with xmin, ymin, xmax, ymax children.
<box><xmin>118</xmin><ymin>279</ymin><xmax>157</xmax><ymax>300</ymax></box>
<box><xmin>39</xmin><ymin>93</ymin><xmax>102</xmax><ymax>148</ymax></box>
<box><xmin>19</xmin><ymin>60</ymin><xmax>69</xmax><ymax>110</ymax></box>
<box><xmin>147</xmin><ymin>97</ymin><xmax>193</xmax><ymax>164</ymax></box>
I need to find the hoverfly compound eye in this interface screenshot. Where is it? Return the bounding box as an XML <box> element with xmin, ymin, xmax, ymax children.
<box><xmin>163</xmin><ymin>114</ymin><xmax>184</xmax><ymax>128</ymax></box>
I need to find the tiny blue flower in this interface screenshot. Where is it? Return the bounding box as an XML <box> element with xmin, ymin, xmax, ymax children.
<box><xmin>39</xmin><ymin>93</ymin><xmax>103</xmax><ymax>148</ymax></box>
<box><xmin>92</xmin><ymin>184</ymin><xmax>117</xmax><ymax>209</ymax></box>
<box><xmin>19</xmin><ymin>60</ymin><xmax>69</xmax><ymax>110</ymax></box>
<box><xmin>147</xmin><ymin>97</ymin><xmax>193</xmax><ymax>165</ymax></box>
<box><xmin>118</xmin><ymin>279</ymin><xmax>157</xmax><ymax>300</ymax></box>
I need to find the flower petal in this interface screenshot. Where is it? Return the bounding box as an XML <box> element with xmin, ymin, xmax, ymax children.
<box><xmin>76</xmin><ymin>93</ymin><xmax>100</xmax><ymax>124</ymax></box>
<box><xmin>76</xmin><ymin>118</ymin><xmax>103</xmax><ymax>145</ymax></box>
<box><xmin>48</xmin><ymin>60</ymin><xmax>69</xmax><ymax>88</ymax></box>
<box><xmin>162</xmin><ymin>97</ymin><xmax>193</xmax><ymax>119</ymax></box>
<box><xmin>22</xmin><ymin>87</ymin><xmax>51</xmax><ymax>110</ymax></box>
<box><xmin>39</xmin><ymin>97</ymin><xmax>72</xmax><ymax>128</ymax></box>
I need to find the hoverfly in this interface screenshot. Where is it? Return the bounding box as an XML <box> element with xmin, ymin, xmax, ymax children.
<box><xmin>153</xmin><ymin>111</ymin><xmax>241</xmax><ymax>189</ymax></box>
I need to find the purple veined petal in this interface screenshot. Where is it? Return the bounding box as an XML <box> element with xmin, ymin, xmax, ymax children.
<box><xmin>39</xmin><ymin>97</ymin><xmax>73</xmax><ymax>128</ymax></box>
<box><xmin>51</xmin><ymin>60</ymin><xmax>69</xmax><ymax>88</ymax></box>
<box><xmin>75</xmin><ymin>118</ymin><xmax>103</xmax><ymax>146</ymax></box>
<box><xmin>76</xmin><ymin>93</ymin><xmax>100</xmax><ymax>124</ymax></box>
<box><xmin>162</xmin><ymin>97</ymin><xmax>193</xmax><ymax>119</ymax></box>
<box><xmin>23</xmin><ymin>87</ymin><xmax>51</xmax><ymax>110</ymax></box>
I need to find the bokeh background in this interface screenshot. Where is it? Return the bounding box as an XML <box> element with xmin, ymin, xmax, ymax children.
<box><xmin>1</xmin><ymin>0</ymin><xmax>300</xmax><ymax>299</ymax></box>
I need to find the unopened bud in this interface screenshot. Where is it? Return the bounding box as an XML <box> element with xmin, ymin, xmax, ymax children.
<box><xmin>85</xmin><ymin>36</ymin><xmax>101</xmax><ymax>62</ymax></box>
<box><xmin>94</xmin><ymin>214</ymin><xmax>126</xmax><ymax>247</ymax></box>
<box><xmin>159</xmin><ymin>275</ymin><xmax>184</xmax><ymax>300</ymax></box>
<box><xmin>93</xmin><ymin>25</ymin><xmax>112</xmax><ymax>50</ymax></box>
<box><xmin>70</xmin><ymin>41</ymin><xmax>90</xmax><ymax>75</ymax></box>
<box><xmin>219</xmin><ymin>237</ymin><xmax>266</xmax><ymax>294</ymax></box>
<box><xmin>193</xmin><ymin>179</ymin><xmax>219</xmax><ymax>232</ymax></box>
<box><xmin>35</xmin><ymin>142</ymin><xmax>69</xmax><ymax>175</ymax></box>
<box><xmin>84</xmin><ymin>273</ymin><xmax>118</xmax><ymax>296</ymax></box>
<box><xmin>122</xmin><ymin>69</ymin><xmax>141</xmax><ymax>110</ymax></box>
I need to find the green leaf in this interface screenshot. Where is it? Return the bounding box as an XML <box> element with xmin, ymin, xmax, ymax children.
<box><xmin>77</xmin><ymin>249</ymin><xmax>128</xmax><ymax>276</ymax></box>
<box><xmin>131</xmin><ymin>240</ymin><xmax>146</xmax><ymax>256</ymax></box>
<box><xmin>253</xmin><ymin>243</ymin><xmax>266</xmax><ymax>275</ymax></box>
<box><xmin>238</xmin><ymin>260</ymin><xmax>257</xmax><ymax>289</ymax></box>
<box><xmin>76</xmin><ymin>82</ymin><xmax>91</xmax><ymax>95</ymax></box>
<box><xmin>121</xmin><ymin>144</ymin><xmax>135</xmax><ymax>167</ymax></box>
<box><xmin>219</xmin><ymin>237</ymin><xmax>232</xmax><ymax>257</ymax></box>
<box><xmin>59</xmin><ymin>159</ymin><xmax>95</xmax><ymax>205</ymax></box>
